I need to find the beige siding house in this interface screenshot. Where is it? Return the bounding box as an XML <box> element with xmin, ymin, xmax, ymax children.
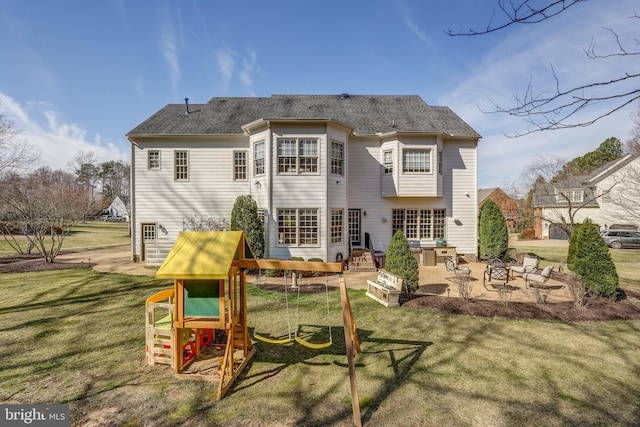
<box><xmin>532</xmin><ymin>154</ymin><xmax>640</xmax><ymax>239</ymax></box>
<box><xmin>127</xmin><ymin>95</ymin><xmax>481</xmax><ymax>264</ymax></box>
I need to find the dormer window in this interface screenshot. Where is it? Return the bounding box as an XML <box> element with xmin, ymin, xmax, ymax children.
<box><xmin>555</xmin><ymin>189</ymin><xmax>583</xmax><ymax>203</ymax></box>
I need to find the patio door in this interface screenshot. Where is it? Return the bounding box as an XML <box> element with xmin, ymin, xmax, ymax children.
<box><xmin>348</xmin><ymin>209</ymin><xmax>361</xmax><ymax>247</ymax></box>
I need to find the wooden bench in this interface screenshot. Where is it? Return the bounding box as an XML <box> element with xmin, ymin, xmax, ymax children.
<box><xmin>366</xmin><ymin>270</ymin><xmax>403</xmax><ymax>307</ymax></box>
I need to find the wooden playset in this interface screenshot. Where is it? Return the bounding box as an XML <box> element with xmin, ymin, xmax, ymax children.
<box><xmin>145</xmin><ymin>231</ymin><xmax>362</xmax><ymax>425</ymax></box>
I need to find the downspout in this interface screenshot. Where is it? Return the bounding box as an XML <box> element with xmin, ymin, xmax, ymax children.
<box><xmin>266</xmin><ymin>122</ymin><xmax>273</xmax><ymax>259</ymax></box>
<box><xmin>128</xmin><ymin>137</ymin><xmax>138</xmax><ymax>262</ymax></box>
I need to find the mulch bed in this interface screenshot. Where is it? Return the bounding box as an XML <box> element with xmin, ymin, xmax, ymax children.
<box><xmin>2</xmin><ymin>255</ymin><xmax>639</xmax><ymax>321</ymax></box>
<box><xmin>401</xmin><ymin>269</ymin><xmax>640</xmax><ymax>322</ymax></box>
<box><xmin>0</xmin><ymin>254</ymin><xmax>95</xmax><ymax>273</ymax></box>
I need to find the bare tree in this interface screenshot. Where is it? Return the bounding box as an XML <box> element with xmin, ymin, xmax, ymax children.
<box><xmin>0</xmin><ymin>167</ymin><xmax>100</xmax><ymax>262</ymax></box>
<box><xmin>523</xmin><ymin>155</ymin><xmax>619</xmax><ymax>237</ymax></box>
<box><xmin>448</xmin><ymin>0</ymin><xmax>640</xmax><ymax>136</ymax></box>
<box><xmin>626</xmin><ymin>102</ymin><xmax>640</xmax><ymax>155</ymax></box>
<box><xmin>67</xmin><ymin>151</ymin><xmax>99</xmax><ymax>199</ymax></box>
<box><xmin>183</xmin><ymin>214</ymin><xmax>230</xmax><ymax>231</ymax></box>
<box><xmin>0</xmin><ymin>108</ymin><xmax>39</xmax><ymax>176</ymax></box>
<box><xmin>98</xmin><ymin>159</ymin><xmax>130</xmax><ymax>203</ymax></box>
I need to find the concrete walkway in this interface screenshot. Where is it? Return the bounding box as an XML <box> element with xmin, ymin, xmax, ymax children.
<box><xmin>57</xmin><ymin>244</ymin><xmax>574</xmax><ymax>304</ymax></box>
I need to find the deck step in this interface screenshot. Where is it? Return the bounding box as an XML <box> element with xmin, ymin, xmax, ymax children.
<box><xmin>349</xmin><ymin>249</ymin><xmax>377</xmax><ymax>272</ymax></box>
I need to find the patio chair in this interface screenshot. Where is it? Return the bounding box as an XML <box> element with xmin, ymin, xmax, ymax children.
<box><xmin>444</xmin><ymin>257</ymin><xmax>471</xmax><ymax>276</ymax></box>
<box><xmin>483</xmin><ymin>259</ymin><xmax>510</xmax><ymax>291</ymax></box>
<box><xmin>523</xmin><ymin>265</ymin><xmax>557</xmax><ymax>304</ymax></box>
<box><xmin>523</xmin><ymin>265</ymin><xmax>554</xmax><ymax>289</ymax></box>
<box><xmin>445</xmin><ymin>257</ymin><xmax>471</xmax><ymax>276</ymax></box>
<box><xmin>510</xmin><ymin>255</ymin><xmax>540</xmax><ymax>278</ymax></box>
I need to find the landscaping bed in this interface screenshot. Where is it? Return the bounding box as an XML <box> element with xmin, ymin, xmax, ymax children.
<box><xmin>4</xmin><ymin>253</ymin><xmax>638</xmax><ymax>322</ymax></box>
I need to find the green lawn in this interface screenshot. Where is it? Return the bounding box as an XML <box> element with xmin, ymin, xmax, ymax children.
<box><xmin>1</xmin><ymin>226</ymin><xmax>639</xmax><ymax>425</ymax></box>
<box><xmin>0</xmin><ymin>221</ymin><xmax>130</xmax><ymax>256</ymax></box>
<box><xmin>1</xmin><ymin>269</ymin><xmax>639</xmax><ymax>425</ymax></box>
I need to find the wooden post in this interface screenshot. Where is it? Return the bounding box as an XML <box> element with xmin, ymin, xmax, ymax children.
<box><xmin>339</xmin><ymin>277</ymin><xmax>361</xmax><ymax>427</ymax></box>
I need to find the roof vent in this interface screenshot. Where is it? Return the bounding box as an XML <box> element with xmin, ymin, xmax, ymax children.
<box><xmin>184</xmin><ymin>98</ymin><xmax>190</xmax><ymax>115</ymax></box>
<box><xmin>340</xmin><ymin>93</ymin><xmax>350</xmax><ymax>99</ymax></box>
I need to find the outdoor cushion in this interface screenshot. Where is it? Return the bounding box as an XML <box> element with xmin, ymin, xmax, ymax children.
<box><xmin>510</xmin><ymin>256</ymin><xmax>539</xmax><ymax>275</ymax></box>
<box><xmin>524</xmin><ymin>265</ymin><xmax>554</xmax><ymax>285</ymax></box>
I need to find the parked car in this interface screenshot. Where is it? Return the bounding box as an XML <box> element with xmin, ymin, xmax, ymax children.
<box><xmin>101</xmin><ymin>215</ymin><xmax>125</xmax><ymax>222</ymax></box>
<box><xmin>601</xmin><ymin>229</ymin><xmax>640</xmax><ymax>249</ymax></box>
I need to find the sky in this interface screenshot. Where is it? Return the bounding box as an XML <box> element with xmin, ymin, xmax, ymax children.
<box><xmin>1</xmin><ymin>0</ymin><xmax>638</xmax><ymax>192</ymax></box>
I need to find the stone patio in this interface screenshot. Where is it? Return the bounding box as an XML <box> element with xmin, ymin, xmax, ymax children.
<box><xmin>258</xmin><ymin>260</ymin><xmax>573</xmax><ymax>305</ymax></box>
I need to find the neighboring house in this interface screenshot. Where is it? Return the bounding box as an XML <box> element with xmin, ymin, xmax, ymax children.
<box><xmin>126</xmin><ymin>94</ymin><xmax>481</xmax><ymax>264</ymax></box>
<box><xmin>105</xmin><ymin>196</ymin><xmax>128</xmax><ymax>220</ymax></box>
<box><xmin>478</xmin><ymin>188</ymin><xmax>519</xmax><ymax>232</ymax></box>
<box><xmin>532</xmin><ymin>154</ymin><xmax>640</xmax><ymax>239</ymax></box>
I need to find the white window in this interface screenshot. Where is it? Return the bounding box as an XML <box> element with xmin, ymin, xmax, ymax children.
<box><xmin>277</xmin><ymin>138</ymin><xmax>318</xmax><ymax>174</ymax></box>
<box><xmin>174</xmin><ymin>151</ymin><xmax>189</xmax><ymax>181</ymax></box>
<box><xmin>142</xmin><ymin>224</ymin><xmax>157</xmax><ymax>241</ymax></box>
<box><xmin>277</xmin><ymin>208</ymin><xmax>319</xmax><ymax>246</ymax></box>
<box><xmin>298</xmin><ymin>208</ymin><xmax>318</xmax><ymax>245</ymax></box>
<box><xmin>254</xmin><ymin>141</ymin><xmax>265</xmax><ymax>175</ymax></box>
<box><xmin>234</xmin><ymin>151</ymin><xmax>248</xmax><ymax>180</ymax></box>
<box><xmin>403</xmin><ymin>149</ymin><xmax>431</xmax><ymax>173</ymax></box>
<box><xmin>383</xmin><ymin>150</ymin><xmax>393</xmax><ymax>174</ymax></box>
<box><xmin>392</xmin><ymin>208</ymin><xmax>445</xmax><ymax>239</ymax></box>
<box><xmin>555</xmin><ymin>189</ymin><xmax>584</xmax><ymax>203</ymax></box>
<box><xmin>331</xmin><ymin>142</ymin><xmax>344</xmax><ymax>175</ymax></box>
<box><xmin>148</xmin><ymin>150</ymin><xmax>160</xmax><ymax>170</ymax></box>
<box><xmin>331</xmin><ymin>208</ymin><xmax>343</xmax><ymax>244</ymax></box>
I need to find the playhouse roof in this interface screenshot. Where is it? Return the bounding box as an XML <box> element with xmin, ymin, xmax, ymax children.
<box><xmin>156</xmin><ymin>231</ymin><xmax>253</xmax><ymax>279</ymax></box>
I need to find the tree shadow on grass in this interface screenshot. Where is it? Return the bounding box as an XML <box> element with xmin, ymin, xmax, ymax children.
<box><xmin>229</xmin><ymin>326</ymin><xmax>431</xmax><ymax>426</ymax></box>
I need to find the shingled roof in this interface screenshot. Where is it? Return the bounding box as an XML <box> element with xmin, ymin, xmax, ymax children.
<box><xmin>127</xmin><ymin>94</ymin><xmax>481</xmax><ymax>138</ymax></box>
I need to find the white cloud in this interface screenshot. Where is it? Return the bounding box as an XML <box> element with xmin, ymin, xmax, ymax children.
<box><xmin>239</xmin><ymin>48</ymin><xmax>257</xmax><ymax>95</ymax></box>
<box><xmin>159</xmin><ymin>3</ymin><xmax>182</xmax><ymax>92</ymax></box>
<box><xmin>0</xmin><ymin>93</ymin><xmax>128</xmax><ymax>172</ymax></box>
<box><xmin>216</xmin><ymin>49</ymin><xmax>235</xmax><ymax>91</ymax></box>
<box><xmin>404</xmin><ymin>17</ymin><xmax>430</xmax><ymax>45</ymax></box>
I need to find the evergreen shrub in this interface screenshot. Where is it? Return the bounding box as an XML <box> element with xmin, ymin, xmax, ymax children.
<box><xmin>572</xmin><ymin>220</ymin><xmax>618</xmax><ymax>298</ymax></box>
<box><xmin>384</xmin><ymin>230</ymin><xmax>419</xmax><ymax>294</ymax></box>
<box><xmin>230</xmin><ymin>195</ymin><xmax>265</xmax><ymax>259</ymax></box>
<box><xmin>479</xmin><ymin>200</ymin><xmax>508</xmax><ymax>260</ymax></box>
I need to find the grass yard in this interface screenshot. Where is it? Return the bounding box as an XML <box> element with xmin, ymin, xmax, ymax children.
<box><xmin>1</xmin><ymin>267</ymin><xmax>640</xmax><ymax>426</ymax></box>
<box><xmin>0</xmin><ymin>221</ymin><xmax>130</xmax><ymax>256</ymax></box>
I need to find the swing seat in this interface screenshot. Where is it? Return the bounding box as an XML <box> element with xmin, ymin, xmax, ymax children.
<box><xmin>294</xmin><ymin>336</ymin><xmax>332</xmax><ymax>349</ymax></box>
<box><xmin>253</xmin><ymin>333</ymin><xmax>293</xmax><ymax>345</ymax></box>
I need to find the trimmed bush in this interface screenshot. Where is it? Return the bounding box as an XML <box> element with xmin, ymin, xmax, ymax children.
<box><xmin>384</xmin><ymin>230</ymin><xmax>419</xmax><ymax>294</ymax></box>
<box><xmin>567</xmin><ymin>222</ymin><xmax>586</xmax><ymax>268</ymax></box>
<box><xmin>265</xmin><ymin>257</ymin><xmax>282</xmax><ymax>277</ymax></box>
<box><xmin>230</xmin><ymin>195</ymin><xmax>265</xmax><ymax>259</ymax></box>
<box><xmin>307</xmin><ymin>257</ymin><xmax>324</xmax><ymax>276</ymax></box>
<box><xmin>572</xmin><ymin>220</ymin><xmax>618</xmax><ymax>298</ymax></box>
<box><xmin>479</xmin><ymin>200</ymin><xmax>509</xmax><ymax>260</ymax></box>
